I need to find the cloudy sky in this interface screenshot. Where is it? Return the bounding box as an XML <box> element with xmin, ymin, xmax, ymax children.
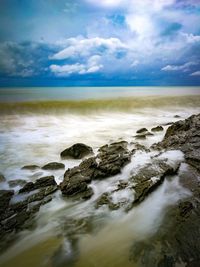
<box><xmin>0</xmin><ymin>0</ymin><xmax>200</xmax><ymax>86</ymax></box>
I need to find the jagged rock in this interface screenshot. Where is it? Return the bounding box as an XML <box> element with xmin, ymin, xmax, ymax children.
<box><xmin>95</xmin><ymin>193</ymin><xmax>120</xmax><ymax>210</ymax></box>
<box><xmin>18</xmin><ymin>182</ymin><xmax>35</xmax><ymax>194</ymax></box>
<box><xmin>21</xmin><ymin>165</ymin><xmax>39</xmax><ymax>170</ymax></box>
<box><xmin>0</xmin><ymin>190</ymin><xmax>14</xmax><ymax>214</ymax></box>
<box><xmin>151</xmin><ymin>126</ymin><xmax>164</xmax><ymax>132</ymax></box>
<box><xmin>94</xmin><ymin>141</ymin><xmax>130</xmax><ymax>179</ymax></box>
<box><xmin>42</xmin><ymin>162</ymin><xmax>65</xmax><ymax>170</ymax></box>
<box><xmin>131</xmin><ymin>143</ymin><xmax>150</xmax><ymax>153</ymax></box>
<box><xmin>129</xmin><ymin>164</ymin><xmax>200</xmax><ymax>267</ymax></box>
<box><xmin>8</xmin><ymin>179</ymin><xmax>27</xmax><ymax>188</ymax></box>
<box><xmin>34</xmin><ymin>176</ymin><xmax>57</xmax><ymax>188</ymax></box>
<box><xmin>136</xmin><ymin>128</ymin><xmax>148</xmax><ymax>134</ymax></box>
<box><xmin>60</xmin><ymin>141</ymin><xmax>130</xmax><ymax>198</ymax></box>
<box><xmin>19</xmin><ymin>176</ymin><xmax>56</xmax><ymax>194</ymax></box>
<box><xmin>60</xmin><ymin>143</ymin><xmax>93</xmax><ymax>159</ymax></box>
<box><xmin>153</xmin><ymin>114</ymin><xmax>200</xmax><ymax>173</ymax></box>
<box><xmin>0</xmin><ymin>173</ymin><xmax>5</xmax><ymax>182</ymax></box>
<box><xmin>129</xmin><ymin>159</ymin><xmax>180</xmax><ymax>207</ymax></box>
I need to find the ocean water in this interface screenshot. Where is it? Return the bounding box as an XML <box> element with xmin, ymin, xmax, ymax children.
<box><xmin>0</xmin><ymin>87</ymin><xmax>200</xmax><ymax>267</ymax></box>
<box><xmin>0</xmin><ymin>86</ymin><xmax>199</xmax><ymax>102</ymax></box>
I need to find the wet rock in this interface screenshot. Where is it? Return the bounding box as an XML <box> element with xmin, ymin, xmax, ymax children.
<box><xmin>94</xmin><ymin>141</ymin><xmax>130</xmax><ymax>179</ymax></box>
<box><xmin>60</xmin><ymin>143</ymin><xmax>93</xmax><ymax>159</ymax></box>
<box><xmin>26</xmin><ymin>186</ymin><xmax>58</xmax><ymax>203</ymax></box>
<box><xmin>19</xmin><ymin>176</ymin><xmax>57</xmax><ymax>194</ymax></box>
<box><xmin>154</xmin><ymin>114</ymin><xmax>200</xmax><ymax>173</ymax></box>
<box><xmin>0</xmin><ymin>173</ymin><xmax>5</xmax><ymax>182</ymax></box>
<box><xmin>129</xmin><ymin>164</ymin><xmax>200</xmax><ymax>267</ymax></box>
<box><xmin>8</xmin><ymin>179</ymin><xmax>27</xmax><ymax>188</ymax></box>
<box><xmin>21</xmin><ymin>165</ymin><xmax>39</xmax><ymax>170</ymax></box>
<box><xmin>95</xmin><ymin>193</ymin><xmax>120</xmax><ymax>210</ymax></box>
<box><xmin>0</xmin><ymin>190</ymin><xmax>14</xmax><ymax>214</ymax></box>
<box><xmin>60</xmin><ymin>141</ymin><xmax>130</xmax><ymax>198</ymax></box>
<box><xmin>18</xmin><ymin>182</ymin><xmax>35</xmax><ymax>194</ymax></box>
<box><xmin>151</xmin><ymin>126</ymin><xmax>164</xmax><ymax>132</ymax></box>
<box><xmin>174</xmin><ymin>115</ymin><xmax>181</xmax><ymax>118</ymax></box>
<box><xmin>129</xmin><ymin>159</ymin><xmax>180</xmax><ymax>207</ymax></box>
<box><xmin>136</xmin><ymin>128</ymin><xmax>148</xmax><ymax>134</ymax></box>
<box><xmin>131</xmin><ymin>142</ymin><xmax>150</xmax><ymax>153</ymax></box>
<box><xmin>34</xmin><ymin>175</ymin><xmax>57</xmax><ymax>188</ymax></box>
<box><xmin>42</xmin><ymin>162</ymin><xmax>65</xmax><ymax>170</ymax></box>
<box><xmin>135</xmin><ymin>134</ymin><xmax>146</xmax><ymax>140</ymax></box>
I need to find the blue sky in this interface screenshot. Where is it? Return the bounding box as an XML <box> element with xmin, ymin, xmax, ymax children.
<box><xmin>0</xmin><ymin>0</ymin><xmax>200</xmax><ymax>86</ymax></box>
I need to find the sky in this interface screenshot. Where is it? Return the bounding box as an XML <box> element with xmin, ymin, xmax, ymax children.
<box><xmin>0</xmin><ymin>0</ymin><xmax>200</xmax><ymax>86</ymax></box>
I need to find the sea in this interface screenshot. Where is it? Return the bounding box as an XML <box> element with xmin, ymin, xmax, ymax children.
<box><xmin>0</xmin><ymin>86</ymin><xmax>200</xmax><ymax>267</ymax></box>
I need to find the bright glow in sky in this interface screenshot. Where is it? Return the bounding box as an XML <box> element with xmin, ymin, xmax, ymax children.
<box><xmin>0</xmin><ymin>0</ymin><xmax>200</xmax><ymax>86</ymax></box>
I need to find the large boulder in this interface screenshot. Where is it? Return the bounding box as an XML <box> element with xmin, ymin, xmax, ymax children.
<box><xmin>60</xmin><ymin>143</ymin><xmax>93</xmax><ymax>159</ymax></box>
<box><xmin>60</xmin><ymin>141</ymin><xmax>131</xmax><ymax>198</ymax></box>
<box><xmin>153</xmin><ymin>113</ymin><xmax>200</xmax><ymax>173</ymax></box>
<box><xmin>128</xmin><ymin>158</ymin><xmax>180</xmax><ymax>208</ymax></box>
<box><xmin>129</xmin><ymin>163</ymin><xmax>200</xmax><ymax>267</ymax></box>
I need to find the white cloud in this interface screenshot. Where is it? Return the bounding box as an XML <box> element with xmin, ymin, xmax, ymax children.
<box><xmin>50</xmin><ymin>54</ymin><xmax>103</xmax><ymax>76</ymax></box>
<box><xmin>190</xmin><ymin>71</ymin><xmax>200</xmax><ymax>76</ymax></box>
<box><xmin>86</xmin><ymin>0</ymin><xmax>125</xmax><ymax>8</ymax></box>
<box><xmin>181</xmin><ymin>33</ymin><xmax>200</xmax><ymax>44</ymax></box>
<box><xmin>162</xmin><ymin>62</ymin><xmax>198</xmax><ymax>72</ymax></box>
<box><xmin>51</xmin><ymin>37</ymin><xmax>127</xmax><ymax>60</ymax></box>
<box><xmin>131</xmin><ymin>60</ymin><xmax>139</xmax><ymax>67</ymax></box>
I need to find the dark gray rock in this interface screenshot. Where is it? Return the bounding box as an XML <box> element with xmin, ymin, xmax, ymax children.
<box><xmin>19</xmin><ymin>176</ymin><xmax>57</xmax><ymax>194</ymax></box>
<box><xmin>95</xmin><ymin>193</ymin><xmax>120</xmax><ymax>210</ymax></box>
<box><xmin>129</xmin><ymin>164</ymin><xmax>200</xmax><ymax>267</ymax></box>
<box><xmin>8</xmin><ymin>179</ymin><xmax>27</xmax><ymax>188</ymax></box>
<box><xmin>60</xmin><ymin>143</ymin><xmax>93</xmax><ymax>159</ymax></box>
<box><xmin>136</xmin><ymin>128</ymin><xmax>148</xmax><ymax>134</ymax></box>
<box><xmin>135</xmin><ymin>134</ymin><xmax>146</xmax><ymax>140</ymax></box>
<box><xmin>60</xmin><ymin>141</ymin><xmax>131</xmax><ymax>198</ymax></box>
<box><xmin>0</xmin><ymin>190</ymin><xmax>14</xmax><ymax>214</ymax></box>
<box><xmin>129</xmin><ymin>159</ymin><xmax>180</xmax><ymax>208</ymax></box>
<box><xmin>21</xmin><ymin>165</ymin><xmax>39</xmax><ymax>170</ymax></box>
<box><xmin>151</xmin><ymin>126</ymin><xmax>164</xmax><ymax>132</ymax></box>
<box><xmin>0</xmin><ymin>173</ymin><xmax>5</xmax><ymax>182</ymax></box>
<box><xmin>42</xmin><ymin>162</ymin><xmax>65</xmax><ymax>170</ymax></box>
<box><xmin>153</xmin><ymin>114</ymin><xmax>200</xmax><ymax>173</ymax></box>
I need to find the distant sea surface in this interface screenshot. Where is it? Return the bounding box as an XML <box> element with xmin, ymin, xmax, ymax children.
<box><xmin>0</xmin><ymin>86</ymin><xmax>200</xmax><ymax>103</ymax></box>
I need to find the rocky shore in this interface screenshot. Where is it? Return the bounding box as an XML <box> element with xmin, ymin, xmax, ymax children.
<box><xmin>0</xmin><ymin>113</ymin><xmax>200</xmax><ymax>266</ymax></box>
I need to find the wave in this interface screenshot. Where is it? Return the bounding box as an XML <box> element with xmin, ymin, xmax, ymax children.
<box><xmin>0</xmin><ymin>95</ymin><xmax>200</xmax><ymax>114</ymax></box>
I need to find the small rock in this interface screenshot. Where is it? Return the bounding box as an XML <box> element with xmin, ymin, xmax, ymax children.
<box><xmin>136</xmin><ymin>128</ymin><xmax>148</xmax><ymax>134</ymax></box>
<box><xmin>60</xmin><ymin>143</ymin><xmax>93</xmax><ymax>159</ymax></box>
<box><xmin>135</xmin><ymin>134</ymin><xmax>146</xmax><ymax>140</ymax></box>
<box><xmin>174</xmin><ymin>115</ymin><xmax>181</xmax><ymax>118</ymax></box>
<box><xmin>0</xmin><ymin>173</ymin><xmax>5</xmax><ymax>182</ymax></box>
<box><xmin>151</xmin><ymin>126</ymin><xmax>164</xmax><ymax>132</ymax></box>
<box><xmin>8</xmin><ymin>179</ymin><xmax>27</xmax><ymax>188</ymax></box>
<box><xmin>21</xmin><ymin>165</ymin><xmax>39</xmax><ymax>170</ymax></box>
<box><xmin>42</xmin><ymin>162</ymin><xmax>65</xmax><ymax>170</ymax></box>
